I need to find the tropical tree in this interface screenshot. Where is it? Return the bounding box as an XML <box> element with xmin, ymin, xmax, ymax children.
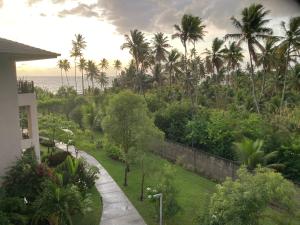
<box><xmin>57</xmin><ymin>59</ymin><xmax>64</xmax><ymax>86</ymax></box>
<box><xmin>279</xmin><ymin>16</ymin><xmax>300</xmax><ymax>110</ymax></box>
<box><xmin>223</xmin><ymin>41</ymin><xmax>244</xmax><ymax>86</ymax></box>
<box><xmin>172</xmin><ymin>15</ymin><xmax>206</xmax><ymax>61</ymax></box>
<box><xmin>99</xmin><ymin>58</ymin><xmax>109</xmax><ymax>72</ymax></box>
<box><xmin>78</xmin><ymin>58</ymin><xmax>87</xmax><ymax>94</ymax></box>
<box><xmin>102</xmin><ymin>91</ymin><xmax>163</xmax><ymax>186</ymax></box>
<box><xmin>166</xmin><ymin>49</ymin><xmax>181</xmax><ymax>87</ymax></box>
<box><xmin>204</xmin><ymin>38</ymin><xmax>225</xmax><ymax>77</ymax></box>
<box><xmin>32</xmin><ymin>181</ymin><xmax>85</xmax><ymax>225</ymax></box>
<box><xmin>257</xmin><ymin>37</ymin><xmax>279</xmax><ymax>96</ymax></box>
<box><xmin>226</xmin><ymin>3</ymin><xmax>273</xmax><ymax>113</ymax></box>
<box><xmin>113</xmin><ymin>59</ymin><xmax>122</xmax><ymax>76</ymax></box>
<box><xmin>152</xmin><ymin>32</ymin><xmax>170</xmax><ymax>63</ymax></box>
<box><xmin>62</xmin><ymin>59</ymin><xmax>70</xmax><ymax>86</ymax></box>
<box><xmin>234</xmin><ymin>138</ymin><xmax>283</xmax><ymax>170</ymax></box>
<box><xmin>121</xmin><ymin>29</ymin><xmax>150</xmax><ymax>93</ymax></box>
<box><xmin>71</xmin><ymin>34</ymin><xmax>87</xmax><ymax>92</ymax></box>
<box><xmin>98</xmin><ymin>71</ymin><xmax>108</xmax><ymax>90</ymax></box>
<box><xmin>86</xmin><ymin>60</ymin><xmax>99</xmax><ymax>91</ymax></box>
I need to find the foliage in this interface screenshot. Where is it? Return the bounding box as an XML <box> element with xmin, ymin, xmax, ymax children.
<box><xmin>198</xmin><ymin>166</ymin><xmax>297</xmax><ymax>225</ymax></box>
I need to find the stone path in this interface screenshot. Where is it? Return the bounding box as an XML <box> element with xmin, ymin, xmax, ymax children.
<box><xmin>56</xmin><ymin>143</ymin><xmax>147</xmax><ymax>225</ymax></box>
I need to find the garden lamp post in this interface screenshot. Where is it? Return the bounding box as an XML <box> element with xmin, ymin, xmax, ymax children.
<box><xmin>153</xmin><ymin>193</ymin><xmax>163</xmax><ymax>225</ymax></box>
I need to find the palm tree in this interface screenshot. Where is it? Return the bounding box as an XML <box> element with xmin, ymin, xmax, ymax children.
<box><xmin>78</xmin><ymin>58</ymin><xmax>87</xmax><ymax>94</ymax></box>
<box><xmin>98</xmin><ymin>71</ymin><xmax>108</xmax><ymax>90</ymax></box>
<box><xmin>257</xmin><ymin>37</ymin><xmax>279</xmax><ymax>97</ymax></box>
<box><xmin>113</xmin><ymin>59</ymin><xmax>122</xmax><ymax>76</ymax></box>
<box><xmin>225</xmin><ymin>4</ymin><xmax>273</xmax><ymax>113</ymax></box>
<box><xmin>99</xmin><ymin>58</ymin><xmax>109</xmax><ymax>72</ymax></box>
<box><xmin>57</xmin><ymin>59</ymin><xmax>64</xmax><ymax>86</ymax></box>
<box><xmin>86</xmin><ymin>60</ymin><xmax>99</xmax><ymax>91</ymax></box>
<box><xmin>279</xmin><ymin>17</ymin><xmax>300</xmax><ymax>110</ymax></box>
<box><xmin>234</xmin><ymin>138</ymin><xmax>283</xmax><ymax>171</ymax></box>
<box><xmin>172</xmin><ymin>15</ymin><xmax>206</xmax><ymax>61</ymax></box>
<box><xmin>152</xmin><ymin>32</ymin><xmax>170</xmax><ymax>63</ymax></box>
<box><xmin>71</xmin><ymin>34</ymin><xmax>87</xmax><ymax>92</ymax></box>
<box><xmin>166</xmin><ymin>49</ymin><xmax>181</xmax><ymax>87</ymax></box>
<box><xmin>223</xmin><ymin>41</ymin><xmax>244</xmax><ymax>86</ymax></box>
<box><xmin>121</xmin><ymin>29</ymin><xmax>149</xmax><ymax>93</ymax></box>
<box><xmin>62</xmin><ymin>59</ymin><xmax>70</xmax><ymax>86</ymax></box>
<box><xmin>32</xmin><ymin>181</ymin><xmax>84</xmax><ymax>225</ymax></box>
<box><xmin>204</xmin><ymin>38</ymin><xmax>225</xmax><ymax>77</ymax></box>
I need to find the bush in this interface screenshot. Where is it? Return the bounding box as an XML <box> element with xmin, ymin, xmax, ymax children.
<box><xmin>103</xmin><ymin>139</ymin><xmax>124</xmax><ymax>161</ymax></box>
<box><xmin>46</xmin><ymin>151</ymin><xmax>71</xmax><ymax>167</ymax></box>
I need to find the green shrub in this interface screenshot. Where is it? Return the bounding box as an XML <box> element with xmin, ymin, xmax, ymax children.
<box><xmin>103</xmin><ymin>139</ymin><xmax>124</xmax><ymax>161</ymax></box>
<box><xmin>46</xmin><ymin>151</ymin><xmax>71</xmax><ymax>167</ymax></box>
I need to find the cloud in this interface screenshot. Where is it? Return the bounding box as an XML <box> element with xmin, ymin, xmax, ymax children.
<box><xmin>28</xmin><ymin>0</ymin><xmax>67</xmax><ymax>6</ymax></box>
<box><xmin>39</xmin><ymin>0</ymin><xmax>300</xmax><ymax>34</ymax></box>
<box><xmin>58</xmin><ymin>3</ymin><xmax>100</xmax><ymax>18</ymax></box>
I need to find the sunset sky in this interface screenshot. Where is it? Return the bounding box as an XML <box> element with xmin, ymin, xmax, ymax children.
<box><xmin>0</xmin><ymin>0</ymin><xmax>299</xmax><ymax>76</ymax></box>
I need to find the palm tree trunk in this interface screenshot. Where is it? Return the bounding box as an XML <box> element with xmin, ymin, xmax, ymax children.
<box><xmin>74</xmin><ymin>60</ymin><xmax>78</xmax><ymax>92</ymax></box>
<box><xmin>280</xmin><ymin>44</ymin><xmax>290</xmax><ymax>113</ymax></box>
<box><xmin>81</xmin><ymin>69</ymin><xmax>85</xmax><ymax>95</ymax></box>
<box><xmin>91</xmin><ymin>76</ymin><xmax>94</xmax><ymax>91</ymax></box>
<box><xmin>260</xmin><ymin>68</ymin><xmax>267</xmax><ymax>100</ymax></box>
<box><xmin>60</xmin><ymin>69</ymin><xmax>64</xmax><ymax>86</ymax></box>
<box><xmin>65</xmin><ymin>71</ymin><xmax>69</xmax><ymax>86</ymax></box>
<box><xmin>248</xmin><ymin>43</ymin><xmax>260</xmax><ymax>113</ymax></box>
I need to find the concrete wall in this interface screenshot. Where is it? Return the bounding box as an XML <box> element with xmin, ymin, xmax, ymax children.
<box><xmin>18</xmin><ymin>93</ymin><xmax>40</xmax><ymax>162</ymax></box>
<box><xmin>0</xmin><ymin>57</ymin><xmax>21</xmax><ymax>179</ymax></box>
<box><xmin>151</xmin><ymin>141</ymin><xmax>239</xmax><ymax>182</ymax></box>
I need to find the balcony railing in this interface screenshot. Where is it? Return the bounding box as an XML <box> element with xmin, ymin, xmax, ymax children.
<box><xmin>18</xmin><ymin>80</ymin><xmax>34</xmax><ymax>94</ymax></box>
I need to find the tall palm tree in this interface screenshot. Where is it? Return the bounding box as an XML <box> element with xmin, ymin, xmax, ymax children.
<box><xmin>121</xmin><ymin>29</ymin><xmax>149</xmax><ymax>93</ymax></box>
<box><xmin>257</xmin><ymin>37</ymin><xmax>279</xmax><ymax>97</ymax></box>
<box><xmin>78</xmin><ymin>58</ymin><xmax>87</xmax><ymax>94</ymax></box>
<box><xmin>99</xmin><ymin>58</ymin><xmax>109</xmax><ymax>72</ymax></box>
<box><xmin>172</xmin><ymin>15</ymin><xmax>206</xmax><ymax>61</ymax></box>
<box><xmin>86</xmin><ymin>60</ymin><xmax>99</xmax><ymax>91</ymax></box>
<box><xmin>62</xmin><ymin>59</ymin><xmax>70</xmax><ymax>86</ymax></box>
<box><xmin>204</xmin><ymin>38</ymin><xmax>226</xmax><ymax>77</ymax></box>
<box><xmin>166</xmin><ymin>49</ymin><xmax>181</xmax><ymax>87</ymax></box>
<box><xmin>71</xmin><ymin>34</ymin><xmax>87</xmax><ymax>93</ymax></box>
<box><xmin>279</xmin><ymin>16</ymin><xmax>300</xmax><ymax>110</ymax></box>
<box><xmin>113</xmin><ymin>59</ymin><xmax>122</xmax><ymax>76</ymax></box>
<box><xmin>98</xmin><ymin>71</ymin><xmax>109</xmax><ymax>90</ymax></box>
<box><xmin>223</xmin><ymin>41</ymin><xmax>244</xmax><ymax>86</ymax></box>
<box><xmin>57</xmin><ymin>59</ymin><xmax>64</xmax><ymax>86</ymax></box>
<box><xmin>225</xmin><ymin>3</ymin><xmax>273</xmax><ymax>113</ymax></box>
<box><xmin>152</xmin><ymin>32</ymin><xmax>170</xmax><ymax>63</ymax></box>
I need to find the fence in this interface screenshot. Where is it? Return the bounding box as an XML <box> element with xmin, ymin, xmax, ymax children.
<box><xmin>151</xmin><ymin>141</ymin><xmax>240</xmax><ymax>182</ymax></box>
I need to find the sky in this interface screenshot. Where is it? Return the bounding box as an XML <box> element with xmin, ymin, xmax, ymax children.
<box><xmin>0</xmin><ymin>0</ymin><xmax>299</xmax><ymax>76</ymax></box>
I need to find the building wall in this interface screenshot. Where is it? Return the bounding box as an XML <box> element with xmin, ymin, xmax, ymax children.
<box><xmin>151</xmin><ymin>141</ymin><xmax>239</xmax><ymax>182</ymax></box>
<box><xmin>18</xmin><ymin>93</ymin><xmax>41</xmax><ymax>162</ymax></box>
<box><xmin>0</xmin><ymin>57</ymin><xmax>21</xmax><ymax>179</ymax></box>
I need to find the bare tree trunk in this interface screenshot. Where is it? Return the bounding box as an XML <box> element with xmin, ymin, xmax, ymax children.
<box><xmin>248</xmin><ymin>43</ymin><xmax>260</xmax><ymax>113</ymax></box>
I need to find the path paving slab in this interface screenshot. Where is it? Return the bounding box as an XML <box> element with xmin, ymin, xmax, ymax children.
<box><xmin>56</xmin><ymin>143</ymin><xmax>147</xmax><ymax>225</ymax></box>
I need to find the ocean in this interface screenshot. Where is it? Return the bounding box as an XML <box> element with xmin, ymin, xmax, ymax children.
<box><xmin>17</xmin><ymin>76</ymin><xmax>113</xmax><ymax>93</ymax></box>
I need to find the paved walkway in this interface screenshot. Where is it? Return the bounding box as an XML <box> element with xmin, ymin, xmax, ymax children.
<box><xmin>56</xmin><ymin>143</ymin><xmax>147</xmax><ymax>225</ymax></box>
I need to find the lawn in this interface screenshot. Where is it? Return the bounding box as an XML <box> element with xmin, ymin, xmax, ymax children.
<box><xmin>77</xmin><ymin>138</ymin><xmax>216</xmax><ymax>225</ymax></box>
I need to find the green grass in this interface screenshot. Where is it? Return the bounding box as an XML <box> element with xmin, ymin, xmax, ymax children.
<box><xmin>72</xmin><ymin>186</ymin><xmax>102</xmax><ymax>225</ymax></box>
<box><xmin>77</xmin><ymin>138</ymin><xmax>216</xmax><ymax>225</ymax></box>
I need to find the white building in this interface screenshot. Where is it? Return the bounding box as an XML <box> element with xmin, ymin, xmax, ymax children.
<box><xmin>0</xmin><ymin>37</ymin><xmax>59</xmax><ymax>179</ymax></box>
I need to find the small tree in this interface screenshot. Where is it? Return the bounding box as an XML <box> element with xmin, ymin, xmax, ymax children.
<box><xmin>102</xmin><ymin>91</ymin><xmax>163</xmax><ymax>186</ymax></box>
<box><xmin>199</xmin><ymin>166</ymin><xmax>297</xmax><ymax>225</ymax></box>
